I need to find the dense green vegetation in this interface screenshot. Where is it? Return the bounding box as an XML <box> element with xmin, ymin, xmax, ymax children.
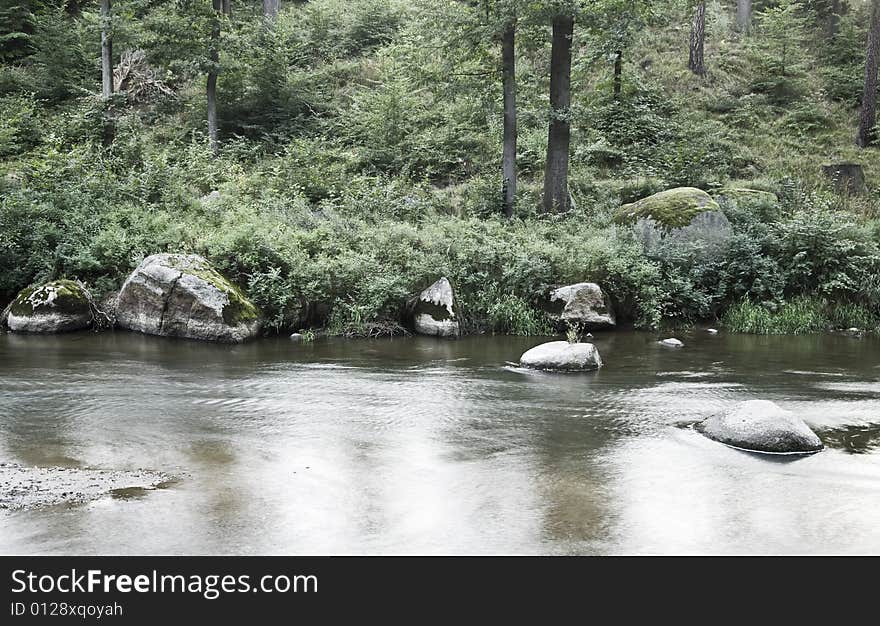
<box><xmin>2</xmin><ymin>0</ymin><xmax>880</xmax><ymax>336</ymax></box>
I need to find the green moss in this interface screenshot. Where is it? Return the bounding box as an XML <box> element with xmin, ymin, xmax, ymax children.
<box><xmin>186</xmin><ymin>264</ymin><xmax>260</xmax><ymax>326</ymax></box>
<box><xmin>713</xmin><ymin>188</ymin><xmax>778</xmax><ymax>204</ymax></box>
<box><xmin>9</xmin><ymin>280</ymin><xmax>90</xmax><ymax>316</ymax></box>
<box><xmin>614</xmin><ymin>187</ymin><xmax>721</xmax><ymax>229</ymax></box>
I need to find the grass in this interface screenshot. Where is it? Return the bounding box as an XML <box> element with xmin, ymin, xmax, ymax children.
<box><xmin>722</xmin><ymin>296</ymin><xmax>880</xmax><ymax>335</ymax></box>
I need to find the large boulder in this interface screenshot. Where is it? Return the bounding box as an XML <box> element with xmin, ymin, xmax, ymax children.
<box><xmin>519</xmin><ymin>341</ymin><xmax>603</xmax><ymax>371</ymax></box>
<box><xmin>115</xmin><ymin>253</ymin><xmax>261</xmax><ymax>342</ymax></box>
<box><xmin>413</xmin><ymin>277</ymin><xmax>460</xmax><ymax>338</ymax></box>
<box><xmin>698</xmin><ymin>400</ymin><xmax>823</xmax><ymax>454</ymax></box>
<box><xmin>5</xmin><ymin>280</ymin><xmax>93</xmax><ymax>333</ymax></box>
<box><xmin>547</xmin><ymin>282</ymin><xmax>615</xmax><ymax>331</ymax></box>
<box><xmin>615</xmin><ymin>187</ymin><xmax>721</xmax><ymax>229</ymax></box>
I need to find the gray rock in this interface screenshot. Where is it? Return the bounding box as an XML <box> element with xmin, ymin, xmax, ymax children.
<box><xmin>634</xmin><ymin>211</ymin><xmax>733</xmax><ymax>254</ymax></box>
<box><xmin>660</xmin><ymin>338</ymin><xmax>684</xmax><ymax>347</ymax></box>
<box><xmin>289</xmin><ymin>333</ymin><xmax>303</xmax><ymax>342</ymax></box>
<box><xmin>413</xmin><ymin>277</ymin><xmax>460</xmax><ymax>338</ymax></box>
<box><xmin>116</xmin><ymin>254</ymin><xmax>261</xmax><ymax>343</ymax></box>
<box><xmin>6</xmin><ymin>280</ymin><xmax>93</xmax><ymax>333</ymax></box>
<box><xmin>699</xmin><ymin>399</ymin><xmax>823</xmax><ymax>454</ymax></box>
<box><xmin>519</xmin><ymin>341</ymin><xmax>603</xmax><ymax>371</ymax></box>
<box><xmin>547</xmin><ymin>282</ymin><xmax>615</xmax><ymax>331</ymax></box>
<box><xmin>707</xmin><ymin>328</ymin><xmax>719</xmax><ymax>334</ymax></box>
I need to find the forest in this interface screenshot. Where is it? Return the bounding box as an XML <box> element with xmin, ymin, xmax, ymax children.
<box><xmin>2</xmin><ymin>0</ymin><xmax>880</xmax><ymax>338</ymax></box>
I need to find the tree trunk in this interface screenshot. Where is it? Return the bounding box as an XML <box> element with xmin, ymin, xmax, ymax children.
<box><xmin>207</xmin><ymin>0</ymin><xmax>223</xmax><ymax>157</ymax></box>
<box><xmin>542</xmin><ymin>14</ymin><xmax>574</xmax><ymax>214</ymax></box>
<box><xmin>613</xmin><ymin>50</ymin><xmax>622</xmax><ymax>99</ymax></box>
<box><xmin>501</xmin><ymin>19</ymin><xmax>517</xmax><ymax>218</ymax></box>
<box><xmin>100</xmin><ymin>0</ymin><xmax>112</xmax><ymax>99</ymax></box>
<box><xmin>857</xmin><ymin>0</ymin><xmax>880</xmax><ymax>148</ymax></box>
<box><xmin>688</xmin><ymin>1</ymin><xmax>706</xmax><ymax>77</ymax></box>
<box><xmin>263</xmin><ymin>0</ymin><xmax>280</xmax><ymax>18</ymax></box>
<box><xmin>736</xmin><ymin>0</ymin><xmax>751</xmax><ymax>34</ymax></box>
<box><xmin>827</xmin><ymin>0</ymin><xmax>842</xmax><ymax>38</ymax></box>
<box><xmin>222</xmin><ymin>0</ymin><xmax>231</xmax><ymax>15</ymax></box>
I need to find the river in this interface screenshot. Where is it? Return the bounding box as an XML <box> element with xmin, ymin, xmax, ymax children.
<box><xmin>1</xmin><ymin>330</ymin><xmax>879</xmax><ymax>554</ymax></box>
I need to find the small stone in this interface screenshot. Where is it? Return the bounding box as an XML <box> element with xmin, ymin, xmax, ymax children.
<box><xmin>289</xmin><ymin>333</ymin><xmax>303</xmax><ymax>342</ymax></box>
<box><xmin>707</xmin><ymin>328</ymin><xmax>719</xmax><ymax>334</ymax></box>
<box><xmin>660</xmin><ymin>338</ymin><xmax>684</xmax><ymax>347</ymax></box>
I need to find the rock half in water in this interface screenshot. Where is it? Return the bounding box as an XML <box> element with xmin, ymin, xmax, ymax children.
<box><xmin>5</xmin><ymin>280</ymin><xmax>93</xmax><ymax>333</ymax></box>
<box><xmin>115</xmin><ymin>253</ymin><xmax>261</xmax><ymax>342</ymax></box>
<box><xmin>547</xmin><ymin>282</ymin><xmax>615</xmax><ymax>331</ymax></box>
<box><xmin>519</xmin><ymin>341</ymin><xmax>603</xmax><ymax>371</ymax></box>
<box><xmin>413</xmin><ymin>277</ymin><xmax>460</xmax><ymax>338</ymax></box>
<box><xmin>698</xmin><ymin>400</ymin><xmax>824</xmax><ymax>454</ymax></box>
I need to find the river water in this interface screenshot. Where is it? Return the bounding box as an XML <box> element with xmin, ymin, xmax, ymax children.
<box><xmin>1</xmin><ymin>330</ymin><xmax>879</xmax><ymax>555</ymax></box>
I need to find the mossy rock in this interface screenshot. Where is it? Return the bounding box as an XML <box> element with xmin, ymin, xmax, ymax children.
<box><xmin>712</xmin><ymin>187</ymin><xmax>778</xmax><ymax>206</ymax></box>
<box><xmin>115</xmin><ymin>253</ymin><xmax>262</xmax><ymax>343</ymax></box>
<box><xmin>6</xmin><ymin>280</ymin><xmax>93</xmax><ymax>333</ymax></box>
<box><xmin>614</xmin><ymin>187</ymin><xmax>721</xmax><ymax>229</ymax></box>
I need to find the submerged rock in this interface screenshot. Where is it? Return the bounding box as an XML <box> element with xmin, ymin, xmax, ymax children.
<box><xmin>660</xmin><ymin>338</ymin><xmax>684</xmax><ymax>347</ymax></box>
<box><xmin>116</xmin><ymin>253</ymin><xmax>261</xmax><ymax>342</ymax></box>
<box><xmin>413</xmin><ymin>277</ymin><xmax>460</xmax><ymax>338</ymax></box>
<box><xmin>698</xmin><ymin>399</ymin><xmax>823</xmax><ymax>454</ymax></box>
<box><xmin>615</xmin><ymin>187</ymin><xmax>721</xmax><ymax>229</ymax></box>
<box><xmin>0</xmin><ymin>463</ymin><xmax>172</xmax><ymax>510</ymax></box>
<box><xmin>6</xmin><ymin>280</ymin><xmax>93</xmax><ymax>333</ymax></box>
<box><xmin>547</xmin><ymin>282</ymin><xmax>615</xmax><ymax>331</ymax></box>
<box><xmin>519</xmin><ymin>341</ymin><xmax>603</xmax><ymax>371</ymax></box>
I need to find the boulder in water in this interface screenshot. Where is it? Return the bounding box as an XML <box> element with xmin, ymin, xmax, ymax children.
<box><xmin>698</xmin><ymin>399</ymin><xmax>823</xmax><ymax>454</ymax></box>
<box><xmin>413</xmin><ymin>278</ymin><xmax>460</xmax><ymax>338</ymax></box>
<box><xmin>115</xmin><ymin>253</ymin><xmax>261</xmax><ymax>342</ymax></box>
<box><xmin>5</xmin><ymin>280</ymin><xmax>93</xmax><ymax>333</ymax></box>
<box><xmin>519</xmin><ymin>341</ymin><xmax>603</xmax><ymax>371</ymax></box>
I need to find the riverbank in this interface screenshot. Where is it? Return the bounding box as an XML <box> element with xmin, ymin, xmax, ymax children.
<box><xmin>4</xmin><ymin>183</ymin><xmax>880</xmax><ymax>339</ymax></box>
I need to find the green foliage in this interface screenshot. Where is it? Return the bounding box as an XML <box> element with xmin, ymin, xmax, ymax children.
<box><xmin>723</xmin><ymin>296</ymin><xmax>880</xmax><ymax>334</ymax></box>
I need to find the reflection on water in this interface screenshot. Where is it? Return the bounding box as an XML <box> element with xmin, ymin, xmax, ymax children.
<box><xmin>1</xmin><ymin>330</ymin><xmax>879</xmax><ymax>554</ymax></box>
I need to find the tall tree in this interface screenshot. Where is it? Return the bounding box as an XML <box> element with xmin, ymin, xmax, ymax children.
<box><xmin>542</xmin><ymin>11</ymin><xmax>574</xmax><ymax>213</ymax></box>
<box><xmin>857</xmin><ymin>0</ymin><xmax>880</xmax><ymax>147</ymax></box>
<box><xmin>263</xmin><ymin>0</ymin><xmax>280</xmax><ymax>18</ymax></box>
<box><xmin>688</xmin><ymin>1</ymin><xmax>706</xmax><ymax>76</ymax></box>
<box><xmin>736</xmin><ymin>0</ymin><xmax>751</xmax><ymax>33</ymax></box>
<box><xmin>100</xmin><ymin>0</ymin><xmax>112</xmax><ymax>98</ymax></box>
<box><xmin>207</xmin><ymin>0</ymin><xmax>224</xmax><ymax>156</ymax></box>
<box><xmin>501</xmin><ymin>16</ymin><xmax>517</xmax><ymax>217</ymax></box>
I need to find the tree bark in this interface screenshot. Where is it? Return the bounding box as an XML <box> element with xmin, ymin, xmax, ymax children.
<box><xmin>613</xmin><ymin>50</ymin><xmax>622</xmax><ymax>100</ymax></box>
<box><xmin>736</xmin><ymin>0</ymin><xmax>751</xmax><ymax>34</ymax></box>
<box><xmin>857</xmin><ymin>0</ymin><xmax>880</xmax><ymax>148</ymax></box>
<box><xmin>688</xmin><ymin>1</ymin><xmax>706</xmax><ymax>77</ymax></box>
<box><xmin>263</xmin><ymin>0</ymin><xmax>280</xmax><ymax>18</ymax></box>
<box><xmin>207</xmin><ymin>0</ymin><xmax>223</xmax><ymax>157</ymax></box>
<box><xmin>542</xmin><ymin>13</ymin><xmax>574</xmax><ymax>214</ymax></box>
<box><xmin>501</xmin><ymin>19</ymin><xmax>517</xmax><ymax>218</ymax></box>
<box><xmin>100</xmin><ymin>0</ymin><xmax>112</xmax><ymax>99</ymax></box>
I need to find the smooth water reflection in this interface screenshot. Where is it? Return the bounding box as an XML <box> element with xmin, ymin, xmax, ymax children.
<box><xmin>1</xmin><ymin>330</ymin><xmax>879</xmax><ymax>554</ymax></box>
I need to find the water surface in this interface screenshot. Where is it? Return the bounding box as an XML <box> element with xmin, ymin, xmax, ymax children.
<box><xmin>1</xmin><ymin>330</ymin><xmax>879</xmax><ymax>554</ymax></box>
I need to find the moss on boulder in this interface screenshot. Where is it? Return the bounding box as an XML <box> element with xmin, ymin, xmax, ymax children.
<box><xmin>712</xmin><ymin>187</ymin><xmax>778</xmax><ymax>206</ymax></box>
<box><xmin>614</xmin><ymin>187</ymin><xmax>720</xmax><ymax>229</ymax></box>
<box><xmin>115</xmin><ymin>254</ymin><xmax>261</xmax><ymax>342</ymax></box>
<box><xmin>6</xmin><ymin>280</ymin><xmax>93</xmax><ymax>333</ymax></box>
